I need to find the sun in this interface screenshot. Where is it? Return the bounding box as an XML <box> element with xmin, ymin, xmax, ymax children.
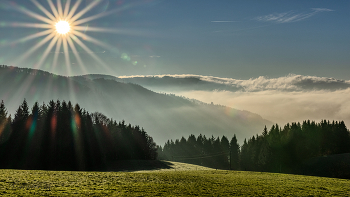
<box><xmin>55</xmin><ymin>21</ymin><xmax>70</xmax><ymax>35</ymax></box>
<box><xmin>5</xmin><ymin>0</ymin><xmax>129</xmax><ymax>75</ymax></box>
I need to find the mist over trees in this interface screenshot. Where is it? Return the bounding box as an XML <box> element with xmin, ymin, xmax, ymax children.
<box><xmin>0</xmin><ymin>100</ymin><xmax>157</xmax><ymax>171</ymax></box>
<box><xmin>159</xmin><ymin>120</ymin><xmax>350</xmax><ymax>175</ymax></box>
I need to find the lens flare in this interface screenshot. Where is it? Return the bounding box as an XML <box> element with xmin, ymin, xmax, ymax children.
<box><xmin>2</xmin><ymin>0</ymin><xmax>145</xmax><ymax>104</ymax></box>
<box><xmin>55</xmin><ymin>21</ymin><xmax>70</xmax><ymax>34</ymax></box>
<box><xmin>4</xmin><ymin>0</ymin><xmax>135</xmax><ymax>74</ymax></box>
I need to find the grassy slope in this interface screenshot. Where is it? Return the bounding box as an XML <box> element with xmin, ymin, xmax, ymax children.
<box><xmin>1</xmin><ymin>167</ymin><xmax>349</xmax><ymax>196</ymax></box>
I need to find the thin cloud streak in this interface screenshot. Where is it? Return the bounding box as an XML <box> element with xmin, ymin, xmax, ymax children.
<box><xmin>211</xmin><ymin>21</ymin><xmax>238</xmax><ymax>23</ymax></box>
<box><xmin>255</xmin><ymin>8</ymin><xmax>334</xmax><ymax>23</ymax></box>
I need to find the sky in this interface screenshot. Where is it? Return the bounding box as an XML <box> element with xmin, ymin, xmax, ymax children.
<box><xmin>0</xmin><ymin>0</ymin><xmax>349</xmax><ymax>126</ymax></box>
<box><xmin>0</xmin><ymin>0</ymin><xmax>349</xmax><ymax>79</ymax></box>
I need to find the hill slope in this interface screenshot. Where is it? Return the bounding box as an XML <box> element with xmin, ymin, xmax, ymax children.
<box><xmin>0</xmin><ymin>66</ymin><xmax>272</xmax><ymax>144</ymax></box>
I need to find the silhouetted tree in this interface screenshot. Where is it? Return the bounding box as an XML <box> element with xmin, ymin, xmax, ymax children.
<box><xmin>230</xmin><ymin>135</ymin><xmax>240</xmax><ymax>170</ymax></box>
<box><xmin>0</xmin><ymin>100</ymin><xmax>158</xmax><ymax>170</ymax></box>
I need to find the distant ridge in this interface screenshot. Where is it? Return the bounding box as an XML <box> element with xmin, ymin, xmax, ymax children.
<box><xmin>0</xmin><ymin>65</ymin><xmax>272</xmax><ymax>144</ymax></box>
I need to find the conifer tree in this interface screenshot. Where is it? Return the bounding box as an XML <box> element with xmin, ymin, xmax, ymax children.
<box><xmin>0</xmin><ymin>100</ymin><xmax>11</xmax><ymax>167</ymax></box>
<box><xmin>0</xmin><ymin>100</ymin><xmax>9</xmax><ymax>143</ymax></box>
<box><xmin>229</xmin><ymin>135</ymin><xmax>240</xmax><ymax>170</ymax></box>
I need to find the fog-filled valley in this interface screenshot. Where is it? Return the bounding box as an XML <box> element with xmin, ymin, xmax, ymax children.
<box><xmin>98</xmin><ymin>74</ymin><xmax>350</xmax><ymax>127</ymax></box>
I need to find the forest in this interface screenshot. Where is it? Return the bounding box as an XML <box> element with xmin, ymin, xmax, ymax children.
<box><xmin>0</xmin><ymin>100</ymin><xmax>158</xmax><ymax>171</ymax></box>
<box><xmin>159</xmin><ymin>120</ymin><xmax>350</xmax><ymax>175</ymax></box>
<box><xmin>1</xmin><ymin>97</ymin><xmax>349</xmax><ymax>177</ymax></box>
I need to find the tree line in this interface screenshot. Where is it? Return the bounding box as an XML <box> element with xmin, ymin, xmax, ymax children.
<box><xmin>241</xmin><ymin>121</ymin><xmax>350</xmax><ymax>173</ymax></box>
<box><xmin>159</xmin><ymin>120</ymin><xmax>350</xmax><ymax>173</ymax></box>
<box><xmin>0</xmin><ymin>99</ymin><xmax>157</xmax><ymax>171</ymax></box>
<box><xmin>158</xmin><ymin>134</ymin><xmax>240</xmax><ymax>169</ymax></box>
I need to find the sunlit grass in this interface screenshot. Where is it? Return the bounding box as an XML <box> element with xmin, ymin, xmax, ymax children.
<box><xmin>0</xmin><ymin>169</ymin><xmax>349</xmax><ymax>196</ymax></box>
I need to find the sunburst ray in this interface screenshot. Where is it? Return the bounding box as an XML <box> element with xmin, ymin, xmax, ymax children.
<box><xmin>47</xmin><ymin>0</ymin><xmax>60</xmax><ymax>19</ymax></box>
<box><xmin>15</xmin><ymin>4</ymin><xmax>53</xmax><ymax>25</ymax></box>
<box><xmin>62</xmin><ymin>36</ymin><xmax>78</xmax><ymax>103</ymax></box>
<box><xmin>72</xmin><ymin>1</ymin><xmax>144</xmax><ymax>26</ymax></box>
<box><xmin>72</xmin><ymin>9</ymin><xmax>118</xmax><ymax>26</ymax></box>
<box><xmin>63</xmin><ymin>0</ymin><xmax>71</xmax><ymax>18</ymax></box>
<box><xmin>30</xmin><ymin>0</ymin><xmax>56</xmax><ymax>21</ymax></box>
<box><xmin>9</xmin><ymin>22</ymin><xmax>52</xmax><ymax>29</ymax></box>
<box><xmin>67</xmin><ymin>35</ymin><xmax>87</xmax><ymax>74</ymax></box>
<box><xmin>70</xmin><ymin>34</ymin><xmax>112</xmax><ymax>72</ymax></box>
<box><xmin>74</xmin><ymin>26</ymin><xmax>152</xmax><ymax>37</ymax></box>
<box><xmin>15</xmin><ymin>32</ymin><xmax>56</xmax><ymax>65</ymax></box>
<box><xmin>35</xmin><ymin>35</ymin><xmax>59</xmax><ymax>69</ymax></box>
<box><xmin>66</xmin><ymin>0</ymin><xmax>82</xmax><ymax>21</ymax></box>
<box><xmin>57</xmin><ymin>0</ymin><xmax>63</xmax><ymax>19</ymax></box>
<box><xmin>73</xmin><ymin>26</ymin><xmax>121</xmax><ymax>33</ymax></box>
<box><xmin>70</xmin><ymin>0</ymin><xmax>101</xmax><ymax>23</ymax></box>
<box><xmin>4</xmin><ymin>0</ymin><xmax>145</xmax><ymax>77</ymax></box>
<box><xmin>10</xmin><ymin>29</ymin><xmax>53</xmax><ymax>46</ymax></box>
<box><xmin>52</xmin><ymin>37</ymin><xmax>63</xmax><ymax>70</ymax></box>
<box><xmin>62</xmin><ymin>37</ymin><xmax>71</xmax><ymax>72</ymax></box>
<box><xmin>72</xmin><ymin>30</ymin><xmax>115</xmax><ymax>50</ymax></box>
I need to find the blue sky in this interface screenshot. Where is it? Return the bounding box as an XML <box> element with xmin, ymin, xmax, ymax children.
<box><xmin>0</xmin><ymin>0</ymin><xmax>349</xmax><ymax>79</ymax></box>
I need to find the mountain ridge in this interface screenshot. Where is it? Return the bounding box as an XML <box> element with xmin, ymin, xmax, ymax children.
<box><xmin>0</xmin><ymin>65</ymin><xmax>272</xmax><ymax>144</ymax></box>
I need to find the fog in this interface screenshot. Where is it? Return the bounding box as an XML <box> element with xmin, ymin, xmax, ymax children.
<box><xmin>118</xmin><ymin>74</ymin><xmax>350</xmax><ymax>127</ymax></box>
<box><xmin>172</xmin><ymin>89</ymin><xmax>350</xmax><ymax>127</ymax></box>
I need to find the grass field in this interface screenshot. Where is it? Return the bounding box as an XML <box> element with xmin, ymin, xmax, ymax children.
<box><xmin>0</xmin><ymin>162</ymin><xmax>349</xmax><ymax>196</ymax></box>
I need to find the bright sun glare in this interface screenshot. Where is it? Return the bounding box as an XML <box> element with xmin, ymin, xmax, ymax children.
<box><xmin>7</xmin><ymin>0</ymin><xmax>126</xmax><ymax>75</ymax></box>
<box><xmin>55</xmin><ymin>21</ymin><xmax>70</xmax><ymax>35</ymax></box>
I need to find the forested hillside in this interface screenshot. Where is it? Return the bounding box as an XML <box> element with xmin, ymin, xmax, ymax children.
<box><xmin>159</xmin><ymin>120</ymin><xmax>350</xmax><ymax>178</ymax></box>
<box><xmin>0</xmin><ymin>100</ymin><xmax>157</xmax><ymax>171</ymax></box>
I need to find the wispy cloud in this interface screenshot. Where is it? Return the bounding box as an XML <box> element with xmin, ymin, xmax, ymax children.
<box><xmin>311</xmin><ymin>8</ymin><xmax>334</xmax><ymax>12</ymax></box>
<box><xmin>118</xmin><ymin>74</ymin><xmax>350</xmax><ymax>92</ymax></box>
<box><xmin>117</xmin><ymin>74</ymin><xmax>350</xmax><ymax>127</ymax></box>
<box><xmin>211</xmin><ymin>21</ymin><xmax>238</xmax><ymax>23</ymax></box>
<box><xmin>255</xmin><ymin>8</ymin><xmax>334</xmax><ymax>23</ymax></box>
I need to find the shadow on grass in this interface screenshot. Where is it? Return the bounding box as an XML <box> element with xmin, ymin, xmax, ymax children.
<box><xmin>105</xmin><ymin>160</ymin><xmax>174</xmax><ymax>172</ymax></box>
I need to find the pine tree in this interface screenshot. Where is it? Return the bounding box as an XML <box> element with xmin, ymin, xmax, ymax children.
<box><xmin>229</xmin><ymin>135</ymin><xmax>240</xmax><ymax>170</ymax></box>
<box><xmin>0</xmin><ymin>100</ymin><xmax>11</xmax><ymax>167</ymax></box>
<box><xmin>240</xmin><ymin>139</ymin><xmax>248</xmax><ymax>170</ymax></box>
<box><xmin>0</xmin><ymin>100</ymin><xmax>9</xmax><ymax>142</ymax></box>
<box><xmin>0</xmin><ymin>100</ymin><xmax>7</xmax><ymax>120</ymax></box>
<box><xmin>262</xmin><ymin>125</ymin><xmax>268</xmax><ymax>137</ymax></box>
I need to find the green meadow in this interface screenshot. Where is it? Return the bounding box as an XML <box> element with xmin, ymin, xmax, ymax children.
<box><xmin>0</xmin><ymin>166</ymin><xmax>349</xmax><ymax>196</ymax></box>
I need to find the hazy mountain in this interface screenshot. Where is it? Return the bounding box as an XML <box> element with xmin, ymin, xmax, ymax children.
<box><xmin>77</xmin><ymin>74</ymin><xmax>241</xmax><ymax>92</ymax></box>
<box><xmin>81</xmin><ymin>74</ymin><xmax>350</xmax><ymax>93</ymax></box>
<box><xmin>83</xmin><ymin>74</ymin><xmax>350</xmax><ymax>127</ymax></box>
<box><xmin>0</xmin><ymin>66</ymin><xmax>272</xmax><ymax>144</ymax></box>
